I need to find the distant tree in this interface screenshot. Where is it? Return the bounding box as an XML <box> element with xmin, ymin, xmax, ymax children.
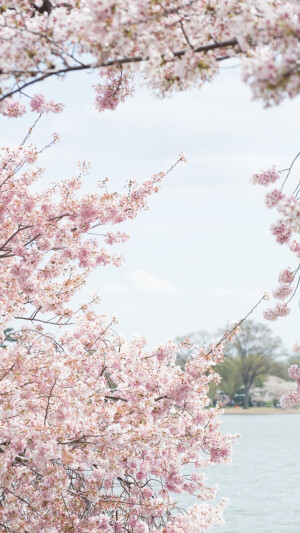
<box><xmin>216</xmin><ymin>358</ymin><xmax>243</xmax><ymax>401</ymax></box>
<box><xmin>222</xmin><ymin>320</ymin><xmax>286</xmax><ymax>408</ymax></box>
<box><xmin>176</xmin><ymin>321</ymin><xmax>287</xmax><ymax>408</ymax></box>
<box><xmin>268</xmin><ymin>359</ymin><xmax>290</xmax><ymax>381</ymax></box>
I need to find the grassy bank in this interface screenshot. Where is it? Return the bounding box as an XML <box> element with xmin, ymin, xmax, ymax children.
<box><xmin>224</xmin><ymin>407</ymin><xmax>300</xmax><ymax>415</ymax></box>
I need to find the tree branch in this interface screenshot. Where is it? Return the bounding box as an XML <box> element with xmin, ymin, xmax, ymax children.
<box><xmin>0</xmin><ymin>38</ymin><xmax>239</xmax><ymax>102</ymax></box>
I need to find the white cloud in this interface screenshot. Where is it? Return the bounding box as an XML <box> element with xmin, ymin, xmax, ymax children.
<box><xmin>128</xmin><ymin>270</ymin><xmax>179</xmax><ymax>295</ymax></box>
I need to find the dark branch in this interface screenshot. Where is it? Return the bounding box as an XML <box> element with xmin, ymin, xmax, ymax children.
<box><xmin>0</xmin><ymin>38</ymin><xmax>239</xmax><ymax>102</ymax></box>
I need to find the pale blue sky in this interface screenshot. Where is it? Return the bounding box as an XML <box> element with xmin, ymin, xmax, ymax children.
<box><xmin>3</xmin><ymin>65</ymin><xmax>299</xmax><ymax>350</ymax></box>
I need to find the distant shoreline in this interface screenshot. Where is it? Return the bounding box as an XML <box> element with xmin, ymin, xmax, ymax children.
<box><xmin>224</xmin><ymin>407</ymin><xmax>300</xmax><ymax>415</ymax></box>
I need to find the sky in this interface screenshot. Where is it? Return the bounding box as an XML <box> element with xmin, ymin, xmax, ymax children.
<box><xmin>3</xmin><ymin>63</ymin><xmax>300</xmax><ymax>351</ymax></box>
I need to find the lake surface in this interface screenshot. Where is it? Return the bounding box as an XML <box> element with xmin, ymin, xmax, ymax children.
<box><xmin>181</xmin><ymin>415</ymin><xmax>300</xmax><ymax>532</ymax></box>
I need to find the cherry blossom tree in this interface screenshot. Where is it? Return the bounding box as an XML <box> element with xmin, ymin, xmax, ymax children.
<box><xmin>0</xmin><ymin>116</ymin><xmax>240</xmax><ymax>531</ymax></box>
<box><xmin>1</xmin><ymin>0</ymin><xmax>300</xmax><ymax>117</ymax></box>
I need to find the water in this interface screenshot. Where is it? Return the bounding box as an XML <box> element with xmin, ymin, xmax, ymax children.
<box><xmin>181</xmin><ymin>415</ymin><xmax>300</xmax><ymax>532</ymax></box>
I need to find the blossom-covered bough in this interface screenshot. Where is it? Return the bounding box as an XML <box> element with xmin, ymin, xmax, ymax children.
<box><xmin>0</xmin><ymin>126</ymin><xmax>180</xmax><ymax>330</ymax></box>
<box><xmin>1</xmin><ymin>0</ymin><xmax>300</xmax><ymax>117</ymax></box>
<box><xmin>251</xmin><ymin>155</ymin><xmax>300</xmax><ymax>407</ymax></box>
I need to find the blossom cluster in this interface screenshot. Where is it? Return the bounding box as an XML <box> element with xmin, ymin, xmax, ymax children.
<box><xmin>0</xmin><ymin>312</ymin><xmax>236</xmax><ymax>532</ymax></box>
<box><xmin>251</xmin><ymin>166</ymin><xmax>280</xmax><ymax>187</ymax></box>
<box><xmin>2</xmin><ymin>94</ymin><xmax>64</xmax><ymax>118</ymax></box>
<box><xmin>282</xmin><ymin>341</ymin><xmax>300</xmax><ymax>409</ymax></box>
<box><xmin>0</xmin><ymin>140</ymin><xmax>172</xmax><ymax>330</ymax></box>
<box><xmin>280</xmin><ymin>363</ymin><xmax>300</xmax><ymax>408</ymax></box>
<box><xmin>1</xmin><ymin>1</ymin><xmax>300</xmax><ymax>116</ymax></box>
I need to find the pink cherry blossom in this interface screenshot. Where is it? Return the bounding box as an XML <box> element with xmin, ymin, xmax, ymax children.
<box><xmin>2</xmin><ymin>99</ymin><xmax>26</xmax><ymax>118</ymax></box>
<box><xmin>271</xmin><ymin>220</ymin><xmax>291</xmax><ymax>244</ymax></box>
<box><xmin>273</xmin><ymin>285</ymin><xmax>292</xmax><ymax>300</ymax></box>
<box><xmin>280</xmin><ymin>389</ymin><xmax>300</xmax><ymax>409</ymax></box>
<box><xmin>251</xmin><ymin>166</ymin><xmax>280</xmax><ymax>186</ymax></box>
<box><xmin>292</xmin><ymin>341</ymin><xmax>300</xmax><ymax>354</ymax></box>
<box><xmin>30</xmin><ymin>94</ymin><xmax>64</xmax><ymax>114</ymax></box>
<box><xmin>30</xmin><ymin>93</ymin><xmax>47</xmax><ymax>112</ymax></box>
<box><xmin>278</xmin><ymin>268</ymin><xmax>294</xmax><ymax>284</ymax></box>
<box><xmin>288</xmin><ymin>365</ymin><xmax>300</xmax><ymax>384</ymax></box>
<box><xmin>263</xmin><ymin>307</ymin><xmax>279</xmax><ymax>322</ymax></box>
<box><xmin>275</xmin><ymin>302</ymin><xmax>290</xmax><ymax>317</ymax></box>
<box><xmin>289</xmin><ymin>240</ymin><xmax>300</xmax><ymax>256</ymax></box>
<box><xmin>265</xmin><ymin>189</ymin><xmax>284</xmax><ymax>208</ymax></box>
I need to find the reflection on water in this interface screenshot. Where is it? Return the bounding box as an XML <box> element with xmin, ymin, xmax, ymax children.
<box><xmin>181</xmin><ymin>415</ymin><xmax>300</xmax><ymax>533</ymax></box>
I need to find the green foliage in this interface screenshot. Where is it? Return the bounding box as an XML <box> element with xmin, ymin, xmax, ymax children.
<box><xmin>176</xmin><ymin>320</ymin><xmax>288</xmax><ymax>408</ymax></box>
<box><xmin>222</xmin><ymin>320</ymin><xmax>286</xmax><ymax>407</ymax></box>
<box><xmin>0</xmin><ymin>328</ymin><xmax>17</xmax><ymax>348</ymax></box>
<box><xmin>208</xmin><ymin>381</ymin><xmax>218</xmax><ymax>400</ymax></box>
<box><xmin>216</xmin><ymin>358</ymin><xmax>243</xmax><ymax>400</ymax></box>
